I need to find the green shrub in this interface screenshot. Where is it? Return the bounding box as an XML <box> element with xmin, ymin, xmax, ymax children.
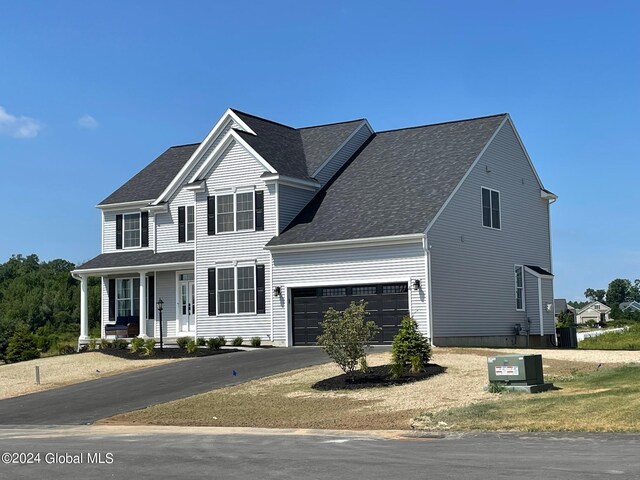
<box><xmin>217</xmin><ymin>336</ymin><xmax>227</xmax><ymax>346</ymax></box>
<box><xmin>186</xmin><ymin>339</ymin><xmax>198</xmax><ymax>354</ymax></box>
<box><xmin>130</xmin><ymin>337</ymin><xmax>145</xmax><ymax>353</ymax></box>
<box><xmin>112</xmin><ymin>339</ymin><xmax>128</xmax><ymax>350</ymax></box>
<box><xmin>58</xmin><ymin>344</ymin><xmax>75</xmax><ymax>355</ymax></box>
<box><xmin>100</xmin><ymin>339</ymin><xmax>112</xmax><ymax>350</ymax></box>
<box><xmin>487</xmin><ymin>382</ymin><xmax>506</xmax><ymax>394</ymax></box>
<box><xmin>176</xmin><ymin>337</ymin><xmax>192</xmax><ymax>349</ymax></box>
<box><xmin>251</xmin><ymin>336</ymin><xmax>262</xmax><ymax>347</ymax></box>
<box><xmin>316</xmin><ymin>300</ymin><xmax>380</xmax><ymax>382</ymax></box>
<box><xmin>196</xmin><ymin>337</ymin><xmax>206</xmax><ymax>346</ymax></box>
<box><xmin>0</xmin><ymin>319</ymin><xmax>19</xmax><ymax>362</ymax></box>
<box><xmin>143</xmin><ymin>339</ymin><xmax>156</xmax><ymax>356</ymax></box>
<box><xmin>88</xmin><ymin>338</ymin><xmax>98</xmax><ymax>351</ymax></box>
<box><xmin>232</xmin><ymin>336</ymin><xmax>244</xmax><ymax>346</ymax></box>
<box><xmin>207</xmin><ymin>337</ymin><xmax>223</xmax><ymax>350</ymax></box>
<box><xmin>585</xmin><ymin>319</ymin><xmax>598</xmax><ymax>328</ymax></box>
<box><xmin>5</xmin><ymin>325</ymin><xmax>40</xmax><ymax>363</ymax></box>
<box><xmin>390</xmin><ymin>316</ymin><xmax>432</xmax><ymax>378</ymax></box>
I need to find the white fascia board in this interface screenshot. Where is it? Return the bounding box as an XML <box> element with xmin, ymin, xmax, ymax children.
<box><xmin>310</xmin><ymin>120</ymin><xmax>371</xmax><ymax>178</ymax></box>
<box><xmin>185</xmin><ymin>181</ymin><xmax>206</xmax><ymax>192</ymax></box>
<box><xmin>424</xmin><ymin>115</ymin><xmax>509</xmax><ymax>234</ymax></box>
<box><xmin>72</xmin><ymin>261</ymin><xmax>194</xmax><ymax>277</ymax></box>
<box><xmin>261</xmin><ymin>173</ymin><xmax>320</xmax><ymax>191</ymax></box>
<box><xmin>189</xmin><ymin>130</ymin><xmax>236</xmax><ymax>182</ymax></box>
<box><xmin>152</xmin><ymin>109</ymin><xmax>258</xmax><ymax>206</ymax></box>
<box><xmin>266</xmin><ymin>233</ymin><xmax>425</xmax><ymax>253</ymax></box>
<box><xmin>96</xmin><ymin>199</ymin><xmax>154</xmax><ymax>211</ymax></box>
<box><xmin>524</xmin><ymin>266</ymin><xmax>554</xmax><ymax>279</ymax></box>
<box><xmin>541</xmin><ymin>189</ymin><xmax>558</xmax><ymax>200</ymax></box>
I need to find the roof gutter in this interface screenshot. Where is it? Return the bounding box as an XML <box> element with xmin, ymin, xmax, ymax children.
<box><xmin>265</xmin><ymin>233</ymin><xmax>425</xmax><ymax>253</ymax></box>
<box><xmin>96</xmin><ymin>199</ymin><xmax>155</xmax><ymax>211</ymax></box>
<box><xmin>261</xmin><ymin>173</ymin><xmax>320</xmax><ymax>191</ymax></box>
<box><xmin>71</xmin><ymin>261</ymin><xmax>194</xmax><ymax>277</ymax></box>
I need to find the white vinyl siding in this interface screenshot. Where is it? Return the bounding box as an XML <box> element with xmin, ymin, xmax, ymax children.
<box><xmin>103</xmin><ymin>211</ymin><xmax>155</xmax><ymax>253</ymax></box>
<box><xmin>278</xmin><ymin>185</ymin><xmax>317</xmax><ymax>233</ymax></box>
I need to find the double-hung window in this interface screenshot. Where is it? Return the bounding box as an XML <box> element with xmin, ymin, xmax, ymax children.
<box><xmin>216</xmin><ymin>192</ymin><xmax>254</xmax><ymax>233</ymax></box>
<box><xmin>116</xmin><ymin>278</ymin><xmax>140</xmax><ymax>318</ymax></box>
<box><xmin>186</xmin><ymin>205</ymin><xmax>195</xmax><ymax>241</ymax></box>
<box><xmin>123</xmin><ymin>213</ymin><xmax>141</xmax><ymax>248</ymax></box>
<box><xmin>217</xmin><ymin>265</ymin><xmax>256</xmax><ymax>314</ymax></box>
<box><xmin>481</xmin><ymin>187</ymin><xmax>501</xmax><ymax>229</ymax></box>
<box><xmin>514</xmin><ymin>265</ymin><xmax>524</xmax><ymax>311</ymax></box>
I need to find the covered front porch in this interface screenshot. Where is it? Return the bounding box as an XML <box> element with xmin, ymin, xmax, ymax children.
<box><xmin>72</xmin><ymin>250</ymin><xmax>195</xmax><ymax>344</ymax></box>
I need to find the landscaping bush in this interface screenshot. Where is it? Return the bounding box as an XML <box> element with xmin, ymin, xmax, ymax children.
<box><xmin>112</xmin><ymin>339</ymin><xmax>128</xmax><ymax>350</ymax></box>
<box><xmin>232</xmin><ymin>336</ymin><xmax>244</xmax><ymax>346</ymax></box>
<box><xmin>130</xmin><ymin>336</ymin><xmax>145</xmax><ymax>353</ymax></box>
<box><xmin>100</xmin><ymin>339</ymin><xmax>112</xmax><ymax>350</ymax></box>
<box><xmin>143</xmin><ymin>339</ymin><xmax>156</xmax><ymax>356</ymax></box>
<box><xmin>176</xmin><ymin>337</ymin><xmax>192</xmax><ymax>349</ymax></box>
<box><xmin>196</xmin><ymin>337</ymin><xmax>206</xmax><ymax>346</ymax></box>
<box><xmin>57</xmin><ymin>344</ymin><xmax>75</xmax><ymax>355</ymax></box>
<box><xmin>251</xmin><ymin>336</ymin><xmax>262</xmax><ymax>347</ymax></box>
<box><xmin>316</xmin><ymin>300</ymin><xmax>380</xmax><ymax>382</ymax></box>
<box><xmin>207</xmin><ymin>337</ymin><xmax>223</xmax><ymax>350</ymax></box>
<box><xmin>585</xmin><ymin>319</ymin><xmax>598</xmax><ymax>329</ymax></box>
<box><xmin>5</xmin><ymin>325</ymin><xmax>40</xmax><ymax>363</ymax></box>
<box><xmin>217</xmin><ymin>336</ymin><xmax>227</xmax><ymax>346</ymax></box>
<box><xmin>186</xmin><ymin>339</ymin><xmax>198</xmax><ymax>354</ymax></box>
<box><xmin>390</xmin><ymin>316</ymin><xmax>432</xmax><ymax>378</ymax></box>
<box><xmin>87</xmin><ymin>338</ymin><xmax>98</xmax><ymax>351</ymax></box>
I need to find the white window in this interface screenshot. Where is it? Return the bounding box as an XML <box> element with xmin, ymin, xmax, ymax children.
<box><xmin>216</xmin><ymin>192</ymin><xmax>255</xmax><ymax>233</ymax></box>
<box><xmin>123</xmin><ymin>213</ymin><xmax>141</xmax><ymax>248</ymax></box>
<box><xmin>217</xmin><ymin>265</ymin><xmax>256</xmax><ymax>314</ymax></box>
<box><xmin>116</xmin><ymin>278</ymin><xmax>140</xmax><ymax>318</ymax></box>
<box><xmin>482</xmin><ymin>187</ymin><xmax>501</xmax><ymax>229</ymax></box>
<box><xmin>186</xmin><ymin>205</ymin><xmax>195</xmax><ymax>241</ymax></box>
<box><xmin>594</xmin><ymin>304</ymin><xmax>600</xmax><ymax>310</ymax></box>
<box><xmin>514</xmin><ymin>265</ymin><xmax>524</xmax><ymax>311</ymax></box>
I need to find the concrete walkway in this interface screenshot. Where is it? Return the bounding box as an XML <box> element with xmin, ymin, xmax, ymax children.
<box><xmin>0</xmin><ymin>347</ymin><xmax>334</xmax><ymax>426</ymax></box>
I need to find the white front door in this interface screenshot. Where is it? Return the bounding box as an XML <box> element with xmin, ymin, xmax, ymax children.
<box><xmin>178</xmin><ymin>273</ymin><xmax>195</xmax><ymax>333</ymax></box>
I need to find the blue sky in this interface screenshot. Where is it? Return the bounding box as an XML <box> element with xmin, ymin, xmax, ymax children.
<box><xmin>0</xmin><ymin>1</ymin><xmax>638</xmax><ymax>300</ymax></box>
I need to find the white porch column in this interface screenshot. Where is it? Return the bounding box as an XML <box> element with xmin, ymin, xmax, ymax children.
<box><xmin>139</xmin><ymin>272</ymin><xmax>148</xmax><ymax>337</ymax></box>
<box><xmin>79</xmin><ymin>275</ymin><xmax>89</xmax><ymax>341</ymax></box>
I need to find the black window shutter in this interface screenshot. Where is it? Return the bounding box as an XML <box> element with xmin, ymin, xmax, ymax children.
<box><xmin>207</xmin><ymin>196</ymin><xmax>216</xmax><ymax>235</ymax></box>
<box><xmin>108</xmin><ymin>279</ymin><xmax>116</xmax><ymax>322</ymax></box>
<box><xmin>208</xmin><ymin>268</ymin><xmax>216</xmax><ymax>316</ymax></box>
<box><xmin>115</xmin><ymin>215</ymin><xmax>123</xmax><ymax>249</ymax></box>
<box><xmin>141</xmin><ymin>212</ymin><xmax>149</xmax><ymax>247</ymax></box>
<box><xmin>178</xmin><ymin>206</ymin><xmax>186</xmax><ymax>243</ymax></box>
<box><xmin>255</xmin><ymin>191</ymin><xmax>264</xmax><ymax>231</ymax></box>
<box><xmin>147</xmin><ymin>275</ymin><xmax>154</xmax><ymax>320</ymax></box>
<box><xmin>256</xmin><ymin>264</ymin><xmax>266</xmax><ymax>314</ymax></box>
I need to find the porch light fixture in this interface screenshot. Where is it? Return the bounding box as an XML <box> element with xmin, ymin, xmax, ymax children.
<box><xmin>156</xmin><ymin>298</ymin><xmax>164</xmax><ymax>352</ymax></box>
<box><xmin>411</xmin><ymin>279</ymin><xmax>421</xmax><ymax>291</ymax></box>
<box><xmin>273</xmin><ymin>286</ymin><xmax>282</xmax><ymax>297</ymax></box>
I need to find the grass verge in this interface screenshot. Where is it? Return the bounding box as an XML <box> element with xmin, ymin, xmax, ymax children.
<box><xmin>416</xmin><ymin>363</ymin><xmax>640</xmax><ymax>432</ymax></box>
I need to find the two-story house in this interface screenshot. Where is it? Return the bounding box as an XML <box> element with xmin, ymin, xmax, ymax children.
<box><xmin>72</xmin><ymin>108</ymin><xmax>557</xmax><ymax>347</ymax></box>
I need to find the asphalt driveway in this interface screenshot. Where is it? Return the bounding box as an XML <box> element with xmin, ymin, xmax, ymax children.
<box><xmin>0</xmin><ymin>347</ymin><xmax>334</xmax><ymax>426</ymax></box>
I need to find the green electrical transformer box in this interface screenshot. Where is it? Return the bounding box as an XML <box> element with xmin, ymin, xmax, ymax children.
<box><xmin>487</xmin><ymin>354</ymin><xmax>544</xmax><ymax>386</ymax></box>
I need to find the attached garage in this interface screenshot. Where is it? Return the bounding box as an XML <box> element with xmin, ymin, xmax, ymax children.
<box><xmin>291</xmin><ymin>283</ymin><xmax>410</xmax><ymax>345</ymax></box>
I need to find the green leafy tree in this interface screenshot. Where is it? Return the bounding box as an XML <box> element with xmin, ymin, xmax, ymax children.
<box><xmin>584</xmin><ymin>288</ymin><xmax>606</xmax><ymax>303</ymax></box>
<box><xmin>390</xmin><ymin>316</ymin><xmax>432</xmax><ymax>378</ymax></box>
<box><xmin>556</xmin><ymin>310</ymin><xmax>575</xmax><ymax>328</ymax></box>
<box><xmin>606</xmin><ymin>279</ymin><xmax>632</xmax><ymax>308</ymax></box>
<box><xmin>316</xmin><ymin>300</ymin><xmax>380</xmax><ymax>381</ymax></box>
<box><xmin>5</xmin><ymin>325</ymin><xmax>40</xmax><ymax>363</ymax></box>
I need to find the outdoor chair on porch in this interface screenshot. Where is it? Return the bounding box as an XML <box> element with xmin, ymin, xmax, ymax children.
<box><xmin>104</xmin><ymin>316</ymin><xmax>140</xmax><ymax>338</ymax></box>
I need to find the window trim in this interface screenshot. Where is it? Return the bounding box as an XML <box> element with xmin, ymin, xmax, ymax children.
<box><xmin>186</xmin><ymin>205</ymin><xmax>195</xmax><ymax>242</ymax></box>
<box><xmin>481</xmin><ymin>187</ymin><xmax>502</xmax><ymax>230</ymax></box>
<box><xmin>116</xmin><ymin>277</ymin><xmax>140</xmax><ymax>319</ymax></box>
<box><xmin>122</xmin><ymin>212</ymin><xmax>142</xmax><ymax>249</ymax></box>
<box><xmin>216</xmin><ymin>264</ymin><xmax>257</xmax><ymax>316</ymax></box>
<box><xmin>514</xmin><ymin>265</ymin><xmax>525</xmax><ymax>311</ymax></box>
<box><xmin>215</xmin><ymin>192</ymin><xmax>256</xmax><ymax>234</ymax></box>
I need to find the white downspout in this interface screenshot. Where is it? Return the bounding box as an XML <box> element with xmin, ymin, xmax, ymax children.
<box><xmin>538</xmin><ymin>276</ymin><xmax>544</xmax><ymax>336</ymax></box>
<box><xmin>423</xmin><ymin>236</ymin><xmax>434</xmax><ymax>344</ymax></box>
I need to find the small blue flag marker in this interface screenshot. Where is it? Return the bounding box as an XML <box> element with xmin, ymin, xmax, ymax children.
<box><xmin>232</xmin><ymin>369</ymin><xmax>237</xmax><ymax>376</ymax></box>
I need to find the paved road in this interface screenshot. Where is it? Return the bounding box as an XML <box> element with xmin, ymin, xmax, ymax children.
<box><xmin>0</xmin><ymin>427</ymin><xmax>638</xmax><ymax>479</ymax></box>
<box><xmin>0</xmin><ymin>347</ymin><xmax>336</xmax><ymax>426</ymax></box>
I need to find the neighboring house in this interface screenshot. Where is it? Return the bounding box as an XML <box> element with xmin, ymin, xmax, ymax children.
<box><xmin>620</xmin><ymin>301</ymin><xmax>640</xmax><ymax>313</ymax></box>
<box><xmin>575</xmin><ymin>301</ymin><xmax>611</xmax><ymax>324</ymax></box>
<box><xmin>72</xmin><ymin>109</ymin><xmax>557</xmax><ymax>347</ymax></box>
<box><xmin>554</xmin><ymin>298</ymin><xmax>576</xmax><ymax>320</ymax></box>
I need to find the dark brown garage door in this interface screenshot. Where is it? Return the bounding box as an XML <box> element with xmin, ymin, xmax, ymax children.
<box><xmin>291</xmin><ymin>283</ymin><xmax>409</xmax><ymax>345</ymax></box>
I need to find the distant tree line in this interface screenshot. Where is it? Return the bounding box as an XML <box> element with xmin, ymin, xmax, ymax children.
<box><xmin>568</xmin><ymin>278</ymin><xmax>640</xmax><ymax>321</ymax></box>
<box><xmin>0</xmin><ymin>254</ymin><xmax>101</xmax><ymax>362</ymax></box>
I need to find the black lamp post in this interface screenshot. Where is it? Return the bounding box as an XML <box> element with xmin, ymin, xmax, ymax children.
<box><xmin>156</xmin><ymin>298</ymin><xmax>164</xmax><ymax>352</ymax></box>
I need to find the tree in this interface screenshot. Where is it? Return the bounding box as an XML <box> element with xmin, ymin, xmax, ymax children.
<box><xmin>390</xmin><ymin>316</ymin><xmax>432</xmax><ymax>378</ymax></box>
<box><xmin>584</xmin><ymin>288</ymin><xmax>606</xmax><ymax>303</ymax></box>
<box><xmin>316</xmin><ymin>301</ymin><xmax>380</xmax><ymax>381</ymax></box>
<box><xmin>556</xmin><ymin>309</ymin><xmax>575</xmax><ymax>328</ymax></box>
<box><xmin>606</xmin><ymin>279</ymin><xmax>632</xmax><ymax>307</ymax></box>
<box><xmin>5</xmin><ymin>325</ymin><xmax>40</xmax><ymax>363</ymax></box>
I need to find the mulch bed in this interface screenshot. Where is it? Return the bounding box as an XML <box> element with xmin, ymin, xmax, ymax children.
<box><xmin>96</xmin><ymin>348</ymin><xmax>241</xmax><ymax>361</ymax></box>
<box><xmin>312</xmin><ymin>364</ymin><xmax>446</xmax><ymax>391</ymax></box>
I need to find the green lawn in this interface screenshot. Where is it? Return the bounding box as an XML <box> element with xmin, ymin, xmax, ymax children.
<box><xmin>416</xmin><ymin>364</ymin><xmax>640</xmax><ymax>432</ymax></box>
<box><xmin>579</xmin><ymin>324</ymin><xmax>640</xmax><ymax>350</ymax></box>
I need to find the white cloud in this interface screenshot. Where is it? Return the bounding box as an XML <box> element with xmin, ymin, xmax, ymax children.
<box><xmin>77</xmin><ymin>114</ymin><xmax>98</xmax><ymax>129</ymax></box>
<box><xmin>0</xmin><ymin>106</ymin><xmax>42</xmax><ymax>138</ymax></box>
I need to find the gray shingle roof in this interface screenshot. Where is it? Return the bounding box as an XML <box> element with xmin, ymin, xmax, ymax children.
<box><xmin>268</xmin><ymin>114</ymin><xmax>507</xmax><ymax>246</ymax></box>
<box><xmin>99</xmin><ymin>144</ymin><xmax>199</xmax><ymax>206</ymax></box>
<box><xmin>299</xmin><ymin>120</ymin><xmax>365</xmax><ymax>175</ymax></box>
<box><xmin>76</xmin><ymin>250</ymin><xmax>194</xmax><ymax>271</ymax></box>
